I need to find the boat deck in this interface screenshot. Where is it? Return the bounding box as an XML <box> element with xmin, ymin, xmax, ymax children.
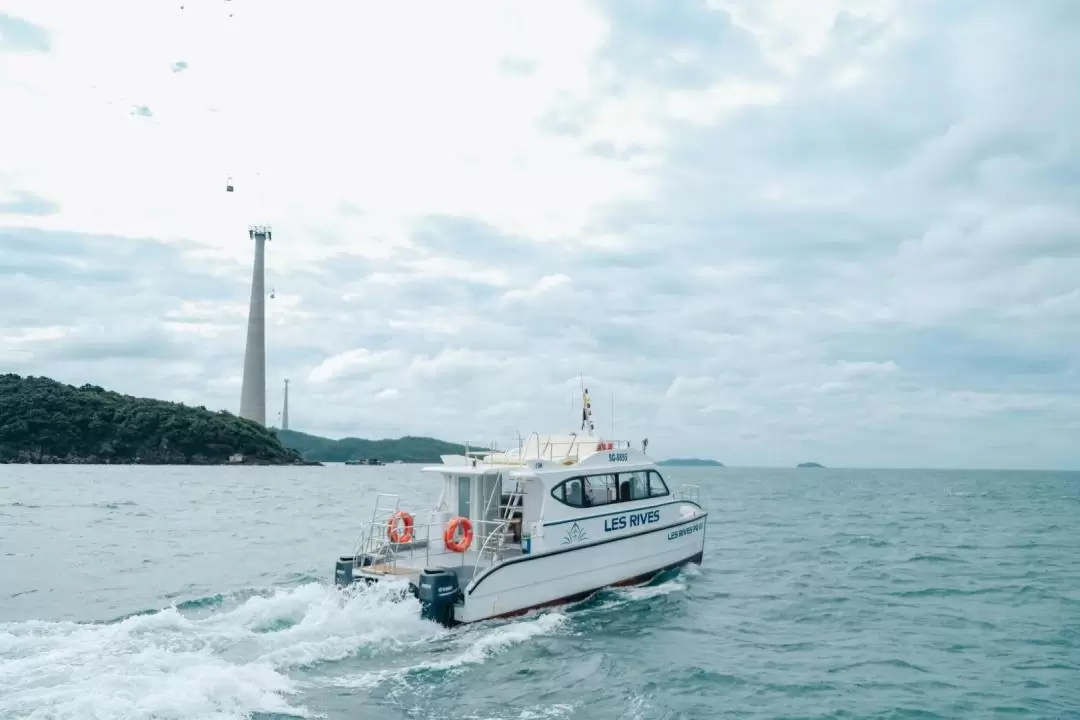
<box><xmin>358</xmin><ymin>544</ymin><xmax>525</xmax><ymax>583</ymax></box>
<box><xmin>366</xmin><ymin>563</ymin><xmax>417</xmax><ymax>576</ymax></box>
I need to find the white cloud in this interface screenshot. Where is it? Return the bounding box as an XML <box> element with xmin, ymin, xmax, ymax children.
<box><xmin>713</xmin><ymin>0</ymin><xmax>902</xmax><ymax>74</ymax></box>
<box><xmin>0</xmin><ymin>0</ymin><xmax>646</xmax><ymax>249</ymax></box>
<box><xmin>501</xmin><ymin>274</ymin><xmax>571</xmax><ymax>303</ymax></box>
<box><xmin>373</xmin><ymin>387</ymin><xmax>399</xmax><ymax>402</ymax></box>
<box><xmin>2</xmin><ymin>0</ymin><xmax>1080</xmax><ymax>468</ymax></box>
<box><xmin>308</xmin><ymin>348</ymin><xmax>403</xmax><ymax>384</ymax></box>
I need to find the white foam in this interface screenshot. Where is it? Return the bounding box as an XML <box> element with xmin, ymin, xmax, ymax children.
<box><xmin>679</xmin><ymin>564</ymin><xmax>704</xmax><ymax>579</ymax></box>
<box><xmin>0</xmin><ymin>581</ymin><xmax>438</xmax><ymax>720</ymax></box>
<box><xmin>438</xmin><ymin>611</ymin><xmax>566</xmax><ymax>669</ymax></box>
<box><xmin>617</xmin><ymin>579</ymin><xmax>687</xmax><ymax>601</ymax></box>
<box><xmin>317</xmin><ymin>610</ymin><xmax>568</xmax><ymax>691</ymax></box>
<box><xmin>560</xmin><ymin>577</ymin><xmax>689</xmax><ymax>618</ymax></box>
<box><xmin>413</xmin><ymin>702</ymin><xmax>576</xmax><ymax>720</ymax></box>
<box><xmin>515</xmin><ymin>704</ymin><xmax>575</xmax><ymax>719</ymax></box>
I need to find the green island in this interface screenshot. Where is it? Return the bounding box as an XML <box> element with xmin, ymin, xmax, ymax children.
<box><xmin>276</xmin><ymin>428</ymin><xmax>466</xmax><ymax>464</ymax></box>
<box><xmin>0</xmin><ymin>374</ymin><xmax>468</xmax><ymax>466</ymax></box>
<box><xmin>0</xmin><ymin>374</ymin><xmax>312</xmax><ymax>465</ymax></box>
<box><xmin>657</xmin><ymin>457</ymin><xmax>724</xmax><ymax>467</ymax></box>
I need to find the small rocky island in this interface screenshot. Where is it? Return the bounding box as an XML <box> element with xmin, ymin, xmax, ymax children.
<box><xmin>797</xmin><ymin>462</ymin><xmax>825</xmax><ymax>468</ymax></box>
<box><xmin>0</xmin><ymin>374</ymin><xmax>316</xmax><ymax>465</ymax></box>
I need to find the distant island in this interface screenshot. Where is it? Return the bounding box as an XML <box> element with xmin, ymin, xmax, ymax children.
<box><xmin>0</xmin><ymin>374</ymin><xmax>312</xmax><ymax>465</ymax></box>
<box><xmin>657</xmin><ymin>458</ymin><xmax>724</xmax><ymax>467</ymax></box>
<box><xmin>276</xmin><ymin>428</ymin><xmax>467</xmax><ymax>464</ymax></box>
<box><xmin>797</xmin><ymin>462</ymin><xmax>825</xmax><ymax>468</ymax></box>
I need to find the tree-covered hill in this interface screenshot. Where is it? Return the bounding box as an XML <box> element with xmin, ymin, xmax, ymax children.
<box><xmin>276</xmin><ymin>428</ymin><xmax>467</xmax><ymax>464</ymax></box>
<box><xmin>0</xmin><ymin>374</ymin><xmax>307</xmax><ymax>465</ymax></box>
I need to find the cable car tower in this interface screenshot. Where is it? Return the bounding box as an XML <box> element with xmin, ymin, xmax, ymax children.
<box><xmin>239</xmin><ymin>224</ymin><xmax>271</xmax><ymax>425</ymax></box>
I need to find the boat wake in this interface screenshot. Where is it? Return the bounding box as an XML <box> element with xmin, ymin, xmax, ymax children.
<box><xmin>312</xmin><ymin>612</ymin><xmax>569</xmax><ymax>691</ymax></box>
<box><xmin>0</xmin><ymin>580</ymin><xmax>436</xmax><ymax>720</ymax></box>
<box><xmin>309</xmin><ymin>573</ymin><xmax>693</xmax><ymax>713</ymax></box>
<box><xmin>0</xmin><ymin>570</ymin><xmax>694</xmax><ymax>720</ymax></box>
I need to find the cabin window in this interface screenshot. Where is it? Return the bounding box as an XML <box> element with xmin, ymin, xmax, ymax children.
<box><xmin>584</xmin><ymin>474</ymin><xmax>616</xmax><ymax>506</ymax></box>
<box><xmin>566</xmin><ymin>478</ymin><xmax>584</xmax><ymax>506</ymax></box>
<box><xmin>552</xmin><ymin>477</ymin><xmax>588</xmax><ymax>507</ymax></box>
<box><xmin>623</xmin><ymin>471</ymin><xmax>649</xmax><ymax>501</ymax></box>
<box><xmin>646</xmin><ymin>470</ymin><xmax>669</xmax><ymax>498</ymax></box>
<box><xmin>550</xmin><ymin>483</ymin><xmax>566</xmax><ymax>503</ymax></box>
<box><xmin>617</xmin><ymin>475</ymin><xmax>631</xmax><ymax>502</ymax></box>
<box><xmin>551</xmin><ymin>474</ymin><xmax>620</xmax><ymax>508</ymax></box>
<box><xmin>552</xmin><ymin>471</ymin><xmax>669</xmax><ymax>508</ymax></box>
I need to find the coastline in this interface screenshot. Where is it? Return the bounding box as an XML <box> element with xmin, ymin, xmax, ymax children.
<box><xmin>0</xmin><ymin>455</ymin><xmax>323</xmax><ymax>466</ymax></box>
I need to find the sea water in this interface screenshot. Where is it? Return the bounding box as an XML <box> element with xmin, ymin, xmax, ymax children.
<box><xmin>1</xmin><ymin>465</ymin><xmax>1078</xmax><ymax>719</ymax></box>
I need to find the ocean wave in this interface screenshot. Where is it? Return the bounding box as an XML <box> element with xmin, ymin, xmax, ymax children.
<box><xmin>0</xmin><ymin>580</ymin><xmax>437</xmax><ymax>720</ymax></box>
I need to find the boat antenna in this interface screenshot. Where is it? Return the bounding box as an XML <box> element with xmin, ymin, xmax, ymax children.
<box><xmin>580</xmin><ymin>381</ymin><xmax>594</xmax><ymax>436</ymax></box>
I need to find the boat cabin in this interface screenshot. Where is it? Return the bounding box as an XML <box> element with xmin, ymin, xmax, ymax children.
<box><xmin>346</xmin><ymin>430</ymin><xmax>682</xmax><ymax>586</ymax></box>
<box><xmin>420</xmin><ymin>433</ymin><xmax>664</xmax><ymax>557</ymax></box>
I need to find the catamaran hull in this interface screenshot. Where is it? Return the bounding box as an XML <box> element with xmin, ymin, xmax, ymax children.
<box><xmin>453</xmin><ymin>512</ymin><xmax>707</xmax><ymax>624</ymax></box>
<box><xmin>472</xmin><ymin>548</ymin><xmax>703</xmax><ymax>623</ymax></box>
<box><xmin>334</xmin><ymin>513</ymin><xmax>707</xmax><ymax>625</ymax></box>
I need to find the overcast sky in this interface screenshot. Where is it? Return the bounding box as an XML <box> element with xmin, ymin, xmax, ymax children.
<box><xmin>2</xmin><ymin>0</ymin><xmax>1078</xmax><ymax>469</ymax></box>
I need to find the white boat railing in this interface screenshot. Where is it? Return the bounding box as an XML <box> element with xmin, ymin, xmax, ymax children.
<box><xmin>676</xmin><ymin>484</ymin><xmax>701</xmax><ymax>505</ymax></box>
<box><xmin>350</xmin><ymin>492</ymin><xmax>401</xmax><ymax>559</ymax></box>
<box><xmin>349</xmin><ymin>512</ymin><xmax>527</xmax><ymax>577</ymax></box>
<box><xmin>488</xmin><ymin>433</ymin><xmax>637</xmax><ymax>464</ymax></box>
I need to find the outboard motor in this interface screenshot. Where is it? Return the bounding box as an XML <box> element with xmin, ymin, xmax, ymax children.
<box><xmin>417</xmin><ymin>567</ymin><xmax>461</xmax><ymax>627</ymax></box>
<box><xmin>334</xmin><ymin>555</ymin><xmax>374</xmax><ymax>587</ymax></box>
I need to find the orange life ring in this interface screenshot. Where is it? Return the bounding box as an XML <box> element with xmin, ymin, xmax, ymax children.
<box><xmin>444</xmin><ymin>516</ymin><xmax>473</xmax><ymax>553</ymax></box>
<box><xmin>387</xmin><ymin>510</ymin><xmax>414</xmax><ymax>543</ymax></box>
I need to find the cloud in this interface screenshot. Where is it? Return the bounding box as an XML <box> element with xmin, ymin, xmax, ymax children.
<box><xmin>0</xmin><ymin>190</ymin><xmax>58</xmax><ymax>216</ymax></box>
<box><xmin>1</xmin><ymin>0</ymin><xmax>1079</xmax><ymax>468</ymax></box>
<box><xmin>309</xmin><ymin>349</ymin><xmax>404</xmax><ymax>385</ymax></box>
<box><xmin>0</xmin><ymin>12</ymin><xmax>50</xmax><ymax>53</ymax></box>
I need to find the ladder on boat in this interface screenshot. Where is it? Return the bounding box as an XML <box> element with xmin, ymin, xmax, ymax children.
<box><xmin>479</xmin><ymin>478</ymin><xmax>527</xmax><ymax>564</ymax></box>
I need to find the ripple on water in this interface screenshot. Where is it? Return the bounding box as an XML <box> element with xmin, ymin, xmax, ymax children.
<box><xmin>2</xmin><ymin>465</ymin><xmax>1079</xmax><ymax>719</ymax></box>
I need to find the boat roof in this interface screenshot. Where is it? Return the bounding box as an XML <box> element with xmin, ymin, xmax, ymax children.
<box><xmin>420</xmin><ymin>433</ymin><xmax>655</xmax><ymax>483</ymax></box>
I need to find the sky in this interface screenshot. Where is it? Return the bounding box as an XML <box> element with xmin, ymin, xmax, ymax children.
<box><xmin>1</xmin><ymin>0</ymin><xmax>1079</xmax><ymax>470</ymax></box>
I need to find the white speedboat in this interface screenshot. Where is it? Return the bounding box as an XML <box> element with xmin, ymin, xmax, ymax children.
<box><xmin>334</xmin><ymin>393</ymin><xmax>707</xmax><ymax>626</ymax></box>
